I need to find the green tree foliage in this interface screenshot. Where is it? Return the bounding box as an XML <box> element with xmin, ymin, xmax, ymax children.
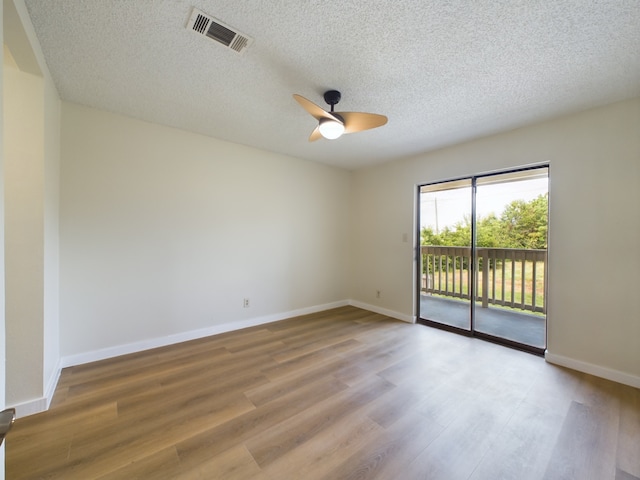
<box><xmin>421</xmin><ymin>226</ymin><xmax>443</xmax><ymax>246</ymax></box>
<box><xmin>500</xmin><ymin>193</ymin><xmax>548</xmax><ymax>249</ymax></box>
<box><xmin>421</xmin><ymin>193</ymin><xmax>548</xmax><ymax>249</ymax></box>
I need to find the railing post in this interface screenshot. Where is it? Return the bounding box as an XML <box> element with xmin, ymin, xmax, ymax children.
<box><xmin>420</xmin><ymin>248</ymin><xmax>424</xmax><ymax>291</ymax></box>
<box><xmin>481</xmin><ymin>249</ymin><xmax>489</xmax><ymax>308</ymax></box>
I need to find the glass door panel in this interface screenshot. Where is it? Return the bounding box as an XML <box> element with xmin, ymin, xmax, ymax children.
<box><xmin>474</xmin><ymin>168</ymin><xmax>548</xmax><ymax>349</ymax></box>
<box><xmin>419</xmin><ymin>179</ymin><xmax>473</xmax><ymax>331</ymax></box>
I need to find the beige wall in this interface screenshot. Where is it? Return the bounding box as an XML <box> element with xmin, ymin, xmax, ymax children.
<box><xmin>42</xmin><ymin>66</ymin><xmax>60</xmax><ymax>399</ymax></box>
<box><xmin>350</xmin><ymin>97</ymin><xmax>640</xmax><ymax>385</ymax></box>
<box><xmin>3</xmin><ymin>62</ymin><xmax>44</xmax><ymax>406</ymax></box>
<box><xmin>0</xmin><ymin>4</ymin><xmax>5</xmax><ymax>477</ymax></box>
<box><xmin>59</xmin><ymin>103</ymin><xmax>351</xmax><ymax>358</ymax></box>
<box><xmin>3</xmin><ymin>0</ymin><xmax>60</xmax><ymax>416</ymax></box>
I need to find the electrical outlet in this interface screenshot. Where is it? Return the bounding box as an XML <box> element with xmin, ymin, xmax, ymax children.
<box><xmin>376</xmin><ymin>290</ymin><xmax>381</xmax><ymax>298</ymax></box>
<box><xmin>243</xmin><ymin>298</ymin><xmax>250</xmax><ymax>308</ymax></box>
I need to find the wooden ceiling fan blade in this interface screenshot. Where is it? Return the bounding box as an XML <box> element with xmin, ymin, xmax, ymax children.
<box><xmin>293</xmin><ymin>94</ymin><xmax>339</xmax><ymax>121</ymax></box>
<box><xmin>337</xmin><ymin>112</ymin><xmax>388</xmax><ymax>134</ymax></box>
<box><xmin>309</xmin><ymin>126</ymin><xmax>323</xmax><ymax>142</ymax></box>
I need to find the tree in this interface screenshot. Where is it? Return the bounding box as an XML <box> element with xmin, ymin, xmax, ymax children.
<box><xmin>421</xmin><ymin>193</ymin><xmax>548</xmax><ymax>249</ymax></box>
<box><xmin>477</xmin><ymin>213</ymin><xmax>503</xmax><ymax>247</ymax></box>
<box><xmin>421</xmin><ymin>226</ymin><xmax>443</xmax><ymax>246</ymax></box>
<box><xmin>500</xmin><ymin>193</ymin><xmax>548</xmax><ymax>249</ymax></box>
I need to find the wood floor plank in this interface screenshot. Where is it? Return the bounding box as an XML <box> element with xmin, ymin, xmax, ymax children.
<box><xmin>617</xmin><ymin>386</ymin><xmax>640</xmax><ymax>477</ymax></box>
<box><xmin>7</xmin><ymin>402</ymin><xmax>118</xmax><ymax>478</ymax></box>
<box><xmin>95</xmin><ymin>446</ymin><xmax>181</xmax><ymax>480</ymax></box>
<box><xmin>261</xmin><ymin>413</ymin><xmax>383</xmax><ymax>480</ymax></box>
<box><xmin>413</xmin><ymin>381</ymin><xmax>478</xmax><ymax>428</ymax></box>
<box><xmin>6</xmin><ymin>306</ymin><xmax>639</xmax><ymax>479</ymax></box>
<box><xmin>56</xmin><ymin>395</ymin><xmax>257</xmax><ymax>480</ymax></box>
<box><xmin>376</xmin><ymin>345</ymin><xmax>448</xmax><ymax>386</ymax></box>
<box><xmin>322</xmin><ymin>411</ymin><xmax>444</xmax><ymax>480</ymax></box>
<box><xmin>332</xmin><ymin>334</ymin><xmax>422</xmax><ymax>386</ymax></box>
<box><xmin>543</xmin><ymin>400</ymin><xmax>618</xmax><ymax>480</ymax></box>
<box><xmin>115</xmin><ymin>369</ymin><xmax>268</xmax><ymax>421</ymax></box>
<box><xmin>245</xmin><ymin>374</ymin><xmax>395</xmax><ymax>468</ymax></box>
<box><xmin>364</xmin><ymin>380</ymin><xmax>440</xmax><ymax>429</ymax></box>
<box><xmin>469</xmin><ymin>399</ymin><xmax>564</xmax><ymax>480</ymax></box>
<box><xmin>523</xmin><ymin>363</ymin><xmax>581</xmax><ymax>413</ymax></box>
<box><xmin>174</xmin><ymin>374</ymin><xmax>348</xmax><ymax>471</ymax></box>
<box><xmin>271</xmin><ymin>325</ymin><xmax>371</xmax><ymax>363</ymax></box>
<box><xmin>245</xmin><ymin>360</ymin><xmax>349</xmax><ymax>407</ymax></box>
<box><xmin>403</xmin><ymin>395</ymin><xmax>517</xmax><ymax>479</ymax></box>
<box><xmin>259</xmin><ymin>338</ymin><xmax>360</xmax><ymax>381</ymax></box>
<box><xmin>617</xmin><ymin>469</ymin><xmax>640</xmax><ymax>480</ymax></box>
<box><xmin>174</xmin><ymin>444</ymin><xmax>267</xmax><ymax>480</ymax></box>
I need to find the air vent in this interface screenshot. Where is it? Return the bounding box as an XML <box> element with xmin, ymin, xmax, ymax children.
<box><xmin>186</xmin><ymin>8</ymin><xmax>253</xmax><ymax>54</ymax></box>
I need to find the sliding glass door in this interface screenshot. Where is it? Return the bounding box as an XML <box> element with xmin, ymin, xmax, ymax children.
<box><xmin>418</xmin><ymin>166</ymin><xmax>548</xmax><ymax>353</ymax></box>
<box><xmin>419</xmin><ymin>179</ymin><xmax>473</xmax><ymax>332</ymax></box>
<box><xmin>474</xmin><ymin>170</ymin><xmax>548</xmax><ymax>348</ymax></box>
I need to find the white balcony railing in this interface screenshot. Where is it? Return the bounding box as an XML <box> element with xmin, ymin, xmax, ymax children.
<box><xmin>420</xmin><ymin>246</ymin><xmax>547</xmax><ymax>314</ymax></box>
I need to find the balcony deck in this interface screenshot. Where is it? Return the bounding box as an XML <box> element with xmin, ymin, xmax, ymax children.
<box><xmin>419</xmin><ymin>294</ymin><xmax>546</xmax><ymax>349</ymax></box>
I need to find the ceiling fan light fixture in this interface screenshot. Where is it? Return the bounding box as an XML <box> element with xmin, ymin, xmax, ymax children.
<box><xmin>318</xmin><ymin>118</ymin><xmax>345</xmax><ymax>140</ymax></box>
<box><xmin>293</xmin><ymin>91</ymin><xmax>386</xmax><ymax>142</ymax></box>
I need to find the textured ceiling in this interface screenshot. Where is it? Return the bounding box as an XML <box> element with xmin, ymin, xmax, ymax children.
<box><xmin>22</xmin><ymin>0</ymin><xmax>640</xmax><ymax>170</ymax></box>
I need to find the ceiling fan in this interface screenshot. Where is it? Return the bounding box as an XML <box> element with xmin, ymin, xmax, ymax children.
<box><xmin>293</xmin><ymin>90</ymin><xmax>388</xmax><ymax>141</ymax></box>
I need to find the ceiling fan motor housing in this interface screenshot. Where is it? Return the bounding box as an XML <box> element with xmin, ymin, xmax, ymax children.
<box><xmin>324</xmin><ymin>90</ymin><xmax>341</xmax><ymax>109</ymax></box>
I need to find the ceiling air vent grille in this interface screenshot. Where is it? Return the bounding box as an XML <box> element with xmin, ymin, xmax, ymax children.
<box><xmin>186</xmin><ymin>8</ymin><xmax>253</xmax><ymax>54</ymax></box>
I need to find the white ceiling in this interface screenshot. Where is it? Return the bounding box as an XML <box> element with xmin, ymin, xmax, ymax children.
<box><xmin>22</xmin><ymin>0</ymin><xmax>640</xmax><ymax>170</ymax></box>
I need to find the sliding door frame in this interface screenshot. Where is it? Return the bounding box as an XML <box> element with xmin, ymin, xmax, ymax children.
<box><xmin>416</xmin><ymin>164</ymin><xmax>549</xmax><ymax>355</ymax></box>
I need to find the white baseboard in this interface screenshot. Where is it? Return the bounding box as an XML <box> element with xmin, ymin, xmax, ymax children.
<box><xmin>11</xmin><ymin>359</ymin><xmax>63</xmax><ymax>419</ymax></box>
<box><xmin>61</xmin><ymin>300</ymin><xmax>349</xmax><ymax>368</ymax></box>
<box><xmin>545</xmin><ymin>352</ymin><xmax>640</xmax><ymax>389</ymax></box>
<box><xmin>44</xmin><ymin>360</ymin><xmax>63</xmax><ymax>410</ymax></box>
<box><xmin>12</xmin><ymin>397</ymin><xmax>48</xmax><ymax>419</ymax></box>
<box><xmin>348</xmin><ymin>300</ymin><xmax>414</xmax><ymax>323</ymax></box>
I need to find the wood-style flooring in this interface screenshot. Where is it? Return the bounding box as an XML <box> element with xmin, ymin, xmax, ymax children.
<box><xmin>7</xmin><ymin>306</ymin><xmax>640</xmax><ymax>479</ymax></box>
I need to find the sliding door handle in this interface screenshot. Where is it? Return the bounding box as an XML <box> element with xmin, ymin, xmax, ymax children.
<box><xmin>0</xmin><ymin>408</ymin><xmax>16</xmax><ymax>446</ymax></box>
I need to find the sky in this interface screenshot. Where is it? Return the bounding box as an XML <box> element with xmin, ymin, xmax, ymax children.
<box><xmin>420</xmin><ymin>177</ymin><xmax>548</xmax><ymax>231</ymax></box>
